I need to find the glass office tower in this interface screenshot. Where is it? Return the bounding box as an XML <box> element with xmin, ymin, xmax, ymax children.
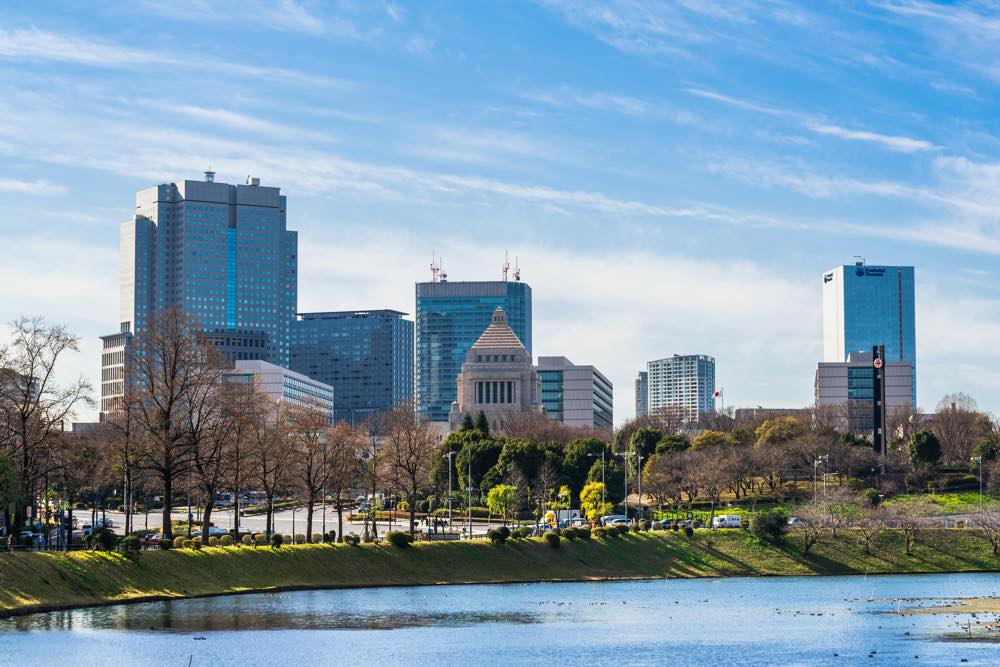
<box><xmin>415</xmin><ymin>280</ymin><xmax>531</xmax><ymax>422</ymax></box>
<box><xmin>290</xmin><ymin>310</ymin><xmax>414</xmax><ymax>426</ymax></box>
<box><xmin>822</xmin><ymin>261</ymin><xmax>916</xmax><ymax>403</ymax></box>
<box><xmin>119</xmin><ymin>173</ymin><xmax>297</xmax><ymax>367</ymax></box>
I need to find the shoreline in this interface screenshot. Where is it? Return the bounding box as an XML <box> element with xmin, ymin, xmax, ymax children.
<box><xmin>2</xmin><ymin>530</ymin><xmax>998</xmax><ymax>620</ymax></box>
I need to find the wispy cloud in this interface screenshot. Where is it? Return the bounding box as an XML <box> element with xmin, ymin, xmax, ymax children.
<box><xmin>0</xmin><ymin>27</ymin><xmax>352</xmax><ymax>88</ymax></box>
<box><xmin>0</xmin><ymin>178</ymin><xmax>66</xmax><ymax>195</ymax></box>
<box><xmin>134</xmin><ymin>0</ymin><xmax>363</xmax><ymax>39</ymax></box>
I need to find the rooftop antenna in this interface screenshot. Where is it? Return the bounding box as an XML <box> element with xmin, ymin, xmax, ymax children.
<box><xmin>430</xmin><ymin>252</ymin><xmax>440</xmax><ymax>282</ymax></box>
<box><xmin>854</xmin><ymin>255</ymin><xmax>865</xmax><ymax>266</ymax></box>
<box><xmin>439</xmin><ymin>256</ymin><xmax>447</xmax><ymax>282</ymax></box>
<box><xmin>204</xmin><ymin>166</ymin><xmax>215</xmax><ymax>183</ymax></box>
<box><xmin>502</xmin><ymin>251</ymin><xmax>510</xmax><ymax>282</ymax></box>
<box><xmin>514</xmin><ymin>256</ymin><xmax>521</xmax><ymax>282</ymax></box>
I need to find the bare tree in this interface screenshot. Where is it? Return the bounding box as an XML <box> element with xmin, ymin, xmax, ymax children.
<box><xmin>0</xmin><ymin>317</ymin><xmax>93</xmax><ymax>532</ymax></box>
<box><xmin>650</xmin><ymin>404</ymin><xmax>687</xmax><ymax>435</ymax></box>
<box><xmin>885</xmin><ymin>499</ymin><xmax>932</xmax><ymax>556</ymax></box>
<box><xmin>326</xmin><ymin>421</ymin><xmax>363</xmax><ymax>542</ymax></box>
<box><xmin>532</xmin><ymin>458</ymin><xmax>560</xmax><ymax>520</ymax></box>
<box><xmin>795</xmin><ymin>502</ymin><xmax>829</xmax><ymax>556</ymax></box>
<box><xmin>974</xmin><ymin>507</ymin><xmax>1000</xmax><ymax>555</ymax></box>
<box><xmin>381</xmin><ymin>401</ymin><xmax>438</xmax><ymax>538</ymax></box>
<box><xmin>247</xmin><ymin>402</ymin><xmax>293</xmax><ymax>536</ymax></box>
<box><xmin>189</xmin><ymin>377</ymin><xmax>238</xmax><ymax>542</ymax></box>
<box><xmin>129</xmin><ymin>310</ymin><xmax>223</xmax><ymax>541</ymax></box>
<box><xmin>288</xmin><ymin>400</ymin><xmax>333</xmax><ymax>542</ymax></box>
<box><xmin>856</xmin><ymin>507</ymin><xmax>886</xmax><ymax>554</ymax></box>
<box><xmin>934</xmin><ymin>394</ymin><xmax>988</xmax><ymax>464</ymax></box>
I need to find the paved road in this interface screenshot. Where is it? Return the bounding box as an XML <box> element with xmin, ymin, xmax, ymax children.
<box><xmin>100</xmin><ymin>508</ymin><xmax>505</xmax><ymax>538</ymax></box>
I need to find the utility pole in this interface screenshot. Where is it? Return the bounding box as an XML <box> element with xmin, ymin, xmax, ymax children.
<box><xmin>444</xmin><ymin>451</ymin><xmax>456</xmax><ymax>533</ymax></box>
<box><xmin>637</xmin><ymin>453</ymin><xmax>644</xmax><ymax>523</ymax></box>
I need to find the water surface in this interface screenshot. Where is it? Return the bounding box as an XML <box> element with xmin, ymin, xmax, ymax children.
<box><xmin>2</xmin><ymin>573</ymin><xmax>1000</xmax><ymax>665</ymax></box>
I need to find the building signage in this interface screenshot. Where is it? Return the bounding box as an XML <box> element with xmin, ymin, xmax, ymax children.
<box><xmin>823</xmin><ymin>272</ymin><xmax>834</xmax><ymax>283</ymax></box>
<box><xmin>855</xmin><ymin>267</ymin><xmax>886</xmax><ymax>278</ymax></box>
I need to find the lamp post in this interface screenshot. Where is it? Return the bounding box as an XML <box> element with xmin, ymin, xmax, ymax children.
<box><xmin>616</xmin><ymin>452</ymin><xmax>631</xmax><ymax>522</ymax></box>
<box><xmin>972</xmin><ymin>456</ymin><xmax>984</xmax><ymax>511</ymax></box>
<box><xmin>637</xmin><ymin>453</ymin><xmax>644</xmax><ymax>523</ymax></box>
<box><xmin>467</xmin><ymin>452</ymin><xmax>474</xmax><ymax>539</ymax></box>
<box><xmin>444</xmin><ymin>451</ymin><xmax>456</xmax><ymax>533</ymax></box>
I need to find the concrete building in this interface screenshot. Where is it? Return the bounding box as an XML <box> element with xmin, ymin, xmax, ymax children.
<box><xmin>115</xmin><ymin>172</ymin><xmax>298</xmax><ymax>365</ymax></box>
<box><xmin>634</xmin><ymin>371</ymin><xmax>648</xmax><ymax>418</ymax></box>
<box><xmin>536</xmin><ymin>356</ymin><xmax>613</xmax><ymax>431</ymax></box>
<box><xmin>815</xmin><ymin>350</ymin><xmax>914</xmax><ymax>435</ymax></box>
<box><xmin>290</xmin><ymin>310</ymin><xmax>414</xmax><ymax>426</ymax></box>
<box><xmin>646</xmin><ymin>354</ymin><xmax>716</xmax><ymax>424</ymax></box>
<box><xmin>448</xmin><ymin>308</ymin><xmax>543</xmax><ymax>431</ymax></box>
<box><xmin>225</xmin><ymin>360</ymin><xmax>334</xmax><ymax>421</ymax></box>
<box><xmin>822</xmin><ymin>260</ymin><xmax>916</xmax><ymax>403</ymax></box>
<box><xmin>99</xmin><ymin>328</ymin><xmax>132</xmax><ymax>418</ymax></box>
<box><xmin>416</xmin><ymin>278</ymin><xmax>531</xmax><ymax>422</ymax></box>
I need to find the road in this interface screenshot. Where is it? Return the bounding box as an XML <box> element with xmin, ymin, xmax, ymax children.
<box><xmin>99</xmin><ymin>507</ymin><xmax>506</xmax><ymax>538</ymax></box>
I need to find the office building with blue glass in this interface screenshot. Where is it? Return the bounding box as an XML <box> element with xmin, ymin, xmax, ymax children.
<box><xmin>537</xmin><ymin>356</ymin><xmax>614</xmax><ymax>431</ymax></box>
<box><xmin>290</xmin><ymin>310</ymin><xmax>414</xmax><ymax>426</ymax></box>
<box><xmin>822</xmin><ymin>261</ymin><xmax>916</xmax><ymax>404</ymax></box>
<box><xmin>117</xmin><ymin>173</ymin><xmax>297</xmax><ymax>366</ymax></box>
<box><xmin>415</xmin><ymin>280</ymin><xmax>531</xmax><ymax>422</ymax></box>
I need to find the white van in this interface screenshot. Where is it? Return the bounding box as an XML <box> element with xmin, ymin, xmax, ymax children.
<box><xmin>711</xmin><ymin>514</ymin><xmax>742</xmax><ymax>529</ymax></box>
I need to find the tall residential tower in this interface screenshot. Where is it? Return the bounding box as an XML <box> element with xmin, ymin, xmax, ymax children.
<box><xmin>646</xmin><ymin>354</ymin><xmax>716</xmax><ymax>424</ymax></box>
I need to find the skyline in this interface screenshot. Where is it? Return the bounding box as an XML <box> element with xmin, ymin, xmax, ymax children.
<box><xmin>3</xmin><ymin>2</ymin><xmax>1000</xmax><ymax>423</ymax></box>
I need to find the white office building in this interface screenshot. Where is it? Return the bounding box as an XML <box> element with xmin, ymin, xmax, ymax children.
<box><xmin>536</xmin><ymin>356</ymin><xmax>614</xmax><ymax>431</ymax></box>
<box><xmin>646</xmin><ymin>354</ymin><xmax>716</xmax><ymax>423</ymax></box>
<box><xmin>226</xmin><ymin>360</ymin><xmax>334</xmax><ymax>421</ymax></box>
<box><xmin>815</xmin><ymin>350</ymin><xmax>913</xmax><ymax>435</ymax></box>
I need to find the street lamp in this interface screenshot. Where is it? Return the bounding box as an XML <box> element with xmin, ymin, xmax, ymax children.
<box><xmin>637</xmin><ymin>453</ymin><xmax>644</xmax><ymax>523</ymax></box>
<box><xmin>443</xmin><ymin>451</ymin><xmax>456</xmax><ymax>533</ymax></box>
<box><xmin>616</xmin><ymin>452</ymin><xmax>632</xmax><ymax>522</ymax></box>
<box><xmin>972</xmin><ymin>456</ymin><xmax>984</xmax><ymax>511</ymax></box>
<box><xmin>813</xmin><ymin>455</ymin><xmax>829</xmax><ymax>501</ymax></box>
<box><xmin>587</xmin><ymin>448</ymin><xmax>606</xmax><ymax>508</ymax></box>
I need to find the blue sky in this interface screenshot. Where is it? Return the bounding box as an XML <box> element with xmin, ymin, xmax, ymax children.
<box><xmin>2</xmin><ymin>0</ymin><xmax>1000</xmax><ymax>423</ymax></box>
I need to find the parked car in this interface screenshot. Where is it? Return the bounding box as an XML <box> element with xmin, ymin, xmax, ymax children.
<box><xmin>787</xmin><ymin>517</ymin><xmax>805</xmax><ymax>528</ymax></box>
<box><xmin>712</xmin><ymin>514</ymin><xmax>742</xmax><ymax>529</ymax></box>
<box><xmin>600</xmin><ymin>515</ymin><xmax>628</xmax><ymax>526</ymax></box>
<box><xmin>93</xmin><ymin>517</ymin><xmax>115</xmax><ymax>529</ymax></box>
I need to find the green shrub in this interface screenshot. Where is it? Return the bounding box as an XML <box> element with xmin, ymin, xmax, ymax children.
<box><xmin>544</xmin><ymin>531</ymin><xmax>561</xmax><ymax>548</ymax></box>
<box><xmin>311</xmin><ymin>533</ymin><xmax>323</xmax><ymax>544</ymax></box>
<box><xmin>191</xmin><ymin>537</ymin><xmax>202</xmax><ymax>550</ymax></box>
<box><xmin>386</xmin><ymin>531</ymin><xmax>413</xmax><ymax>547</ymax></box>
<box><xmin>173</xmin><ymin>535</ymin><xmax>187</xmax><ymax>549</ymax></box>
<box><xmin>294</xmin><ymin>534</ymin><xmax>306</xmax><ymax>545</ymax></box>
<box><xmin>684</xmin><ymin>526</ymin><xmax>694</xmax><ymax>537</ymax></box>
<box><xmin>487</xmin><ymin>528</ymin><xmax>507</xmax><ymax>545</ymax></box>
<box><xmin>270</xmin><ymin>533</ymin><xmax>284</xmax><ymax>548</ymax></box>
<box><xmin>159</xmin><ymin>538</ymin><xmax>171</xmax><ymax>550</ymax></box>
<box><xmin>253</xmin><ymin>533</ymin><xmax>267</xmax><ymax>546</ymax></box>
<box><xmin>671</xmin><ymin>522</ymin><xmax>680</xmax><ymax>531</ymax></box>
<box><xmin>592</xmin><ymin>527</ymin><xmax>607</xmax><ymax>539</ymax></box>
<box><xmin>751</xmin><ymin>509</ymin><xmax>788</xmax><ymax>542</ymax></box>
<box><xmin>282</xmin><ymin>535</ymin><xmax>292</xmax><ymax>545</ymax></box>
<box><xmin>641</xmin><ymin>519</ymin><xmax>652</xmax><ymax>531</ymax></box>
<box><xmin>617</xmin><ymin>524</ymin><xmax>630</xmax><ymax>534</ymax></box>
<box><xmin>345</xmin><ymin>534</ymin><xmax>360</xmax><ymax>545</ymax></box>
<box><xmin>517</xmin><ymin>526</ymin><xmax>533</xmax><ymax>538</ymax></box>
<box><xmin>219</xmin><ymin>534</ymin><xmax>234</xmax><ymax>546</ymax></box>
<box><xmin>861</xmin><ymin>488</ymin><xmax>881</xmax><ymax>507</ymax></box>
<box><xmin>498</xmin><ymin>526</ymin><xmax>511</xmax><ymax>539</ymax></box>
<box><xmin>577</xmin><ymin>527</ymin><xmax>592</xmax><ymax>540</ymax></box>
<box><xmin>120</xmin><ymin>534</ymin><xmax>141</xmax><ymax>555</ymax></box>
<box><xmin>562</xmin><ymin>527</ymin><xmax>578</xmax><ymax>540</ymax></box>
<box><xmin>241</xmin><ymin>534</ymin><xmax>254</xmax><ymax>546</ymax></box>
<box><xmin>208</xmin><ymin>536</ymin><xmax>220</xmax><ymax>547</ymax></box>
<box><xmin>323</xmin><ymin>530</ymin><xmax>337</xmax><ymax>543</ymax></box>
<box><xmin>182</xmin><ymin>539</ymin><xmax>194</xmax><ymax>549</ymax></box>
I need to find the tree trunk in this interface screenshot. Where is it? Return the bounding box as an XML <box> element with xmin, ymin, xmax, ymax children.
<box><xmin>336</xmin><ymin>491</ymin><xmax>344</xmax><ymax>543</ymax></box>
<box><xmin>162</xmin><ymin>475</ymin><xmax>173</xmax><ymax>541</ymax></box>
<box><xmin>265</xmin><ymin>492</ymin><xmax>274</xmax><ymax>535</ymax></box>
<box><xmin>201</xmin><ymin>498</ymin><xmax>216</xmax><ymax>542</ymax></box>
<box><xmin>306</xmin><ymin>491</ymin><xmax>315</xmax><ymax>542</ymax></box>
<box><xmin>409</xmin><ymin>489</ymin><xmax>417</xmax><ymax>538</ymax></box>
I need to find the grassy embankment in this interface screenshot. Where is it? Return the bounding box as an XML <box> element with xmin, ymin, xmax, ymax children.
<box><xmin>1</xmin><ymin>529</ymin><xmax>997</xmax><ymax>618</ymax></box>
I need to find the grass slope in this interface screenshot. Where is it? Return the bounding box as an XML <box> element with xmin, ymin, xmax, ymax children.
<box><xmin>1</xmin><ymin>529</ymin><xmax>997</xmax><ymax>617</ymax></box>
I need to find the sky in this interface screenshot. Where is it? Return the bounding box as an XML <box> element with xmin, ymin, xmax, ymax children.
<box><xmin>2</xmin><ymin>0</ymin><xmax>1000</xmax><ymax>425</ymax></box>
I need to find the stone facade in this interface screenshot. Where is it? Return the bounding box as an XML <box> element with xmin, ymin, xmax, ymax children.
<box><xmin>448</xmin><ymin>307</ymin><xmax>543</xmax><ymax>431</ymax></box>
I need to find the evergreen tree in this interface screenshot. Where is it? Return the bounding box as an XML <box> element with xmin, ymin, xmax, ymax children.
<box><xmin>460</xmin><ymin>413</ymin><xmax>475</xmax><ymax>431</ymax></box>
<box><xmin>474</xmin><ymin>411</ymin><xmax>490</xmax><ymax>436</ymax></box>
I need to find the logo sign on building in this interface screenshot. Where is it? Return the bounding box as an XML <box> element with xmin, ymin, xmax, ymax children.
<box><xmin>823</xmin><ymin>273</ymin><xmax>834</xmax><ymax>283</ymax></box>
<box><xmin>873</xmin><ymin>358</ymin><xmax>883</xmax><ymax>369</ymax></box>
<box><xmin>855</xmin><ymin>267</ymin><xmax>886</xmax><ymax>278</ymax></box>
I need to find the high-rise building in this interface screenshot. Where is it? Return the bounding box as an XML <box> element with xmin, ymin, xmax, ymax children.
<box><xmin>822</xmin><ymin>260</ymin><xmax>915</xmax><ymax>403</ymax></box>
<box><xmin>448</xmin><ymin>308</ymin><xmax>543</xmax><ymax>431</ymax></box>
<box><xmin>536</xmin><ymin>356</ymin><xmax>613</xmax><ymax>430</ymax></box>
<box><xmin>99</xmin><ymin>328</ymin><xmax>132</xmax><ymax>417</ymax></box>
<box><xmin>646</xmin><ymin>354</ymin><xmax>716</xmax><ymax>423</ymax></box>
<box><xmin>290</xmin><ymin>310</ymin><xmax>414</xmax><ymax>426</ymax></box>
<box><xmin>415</xmin><ymin>279</ymin><xmax>531</xmax><ymax>422</ymax></box>
<box><xmin>118</xmin><ymin>173</ymin><xmax>298</xmax><ymax>366</ymax></box>
<box><xmin>816</xmin><ymin>350</ymin><xmax>913</xmax><ymax>435</ymax></box>
<box><xmin>634</xmin><ymin>371</ymin><xmax>648</xmax><ymax>418</ymax></box>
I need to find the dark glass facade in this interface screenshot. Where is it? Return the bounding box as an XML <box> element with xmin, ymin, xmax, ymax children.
<box><xmin>290</xmin><ymin>310</ymin><xmax>414</xmax><ymax>426</ymax></box>
<box><xmin>415</xmin><ymin>281</ymin><xmax>532</xmax><ymax>422</ymax></box>
<box><xmin>539</xmin><ymin>370</ymin><xmax>564</xmax><ymax>421</ymax></box>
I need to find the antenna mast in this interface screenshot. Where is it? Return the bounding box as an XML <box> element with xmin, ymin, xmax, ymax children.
<box><xmin>514</xmin><ymin>256</ymin><xmax>521</xmax><ymax>282</ymax></box>
<box><xmin>502</xmin><ymin>251</ymin><xmax>510</xmax><ymax>282</ymax></box>
<box><xmin>430</xmin><ymin>253</ymin><xmax>440</xmax><ymax>282</ymax></box>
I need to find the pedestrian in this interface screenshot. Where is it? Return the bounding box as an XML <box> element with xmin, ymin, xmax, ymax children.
<box><xmin>250</xmin><ymin>534</ymin><xmax>257</xmax><ymax>548</ymax></box>
<box><xmin>6</xmin><ymin>534</ymin><xmax>13</xmax><ymax>554</ymax></box>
